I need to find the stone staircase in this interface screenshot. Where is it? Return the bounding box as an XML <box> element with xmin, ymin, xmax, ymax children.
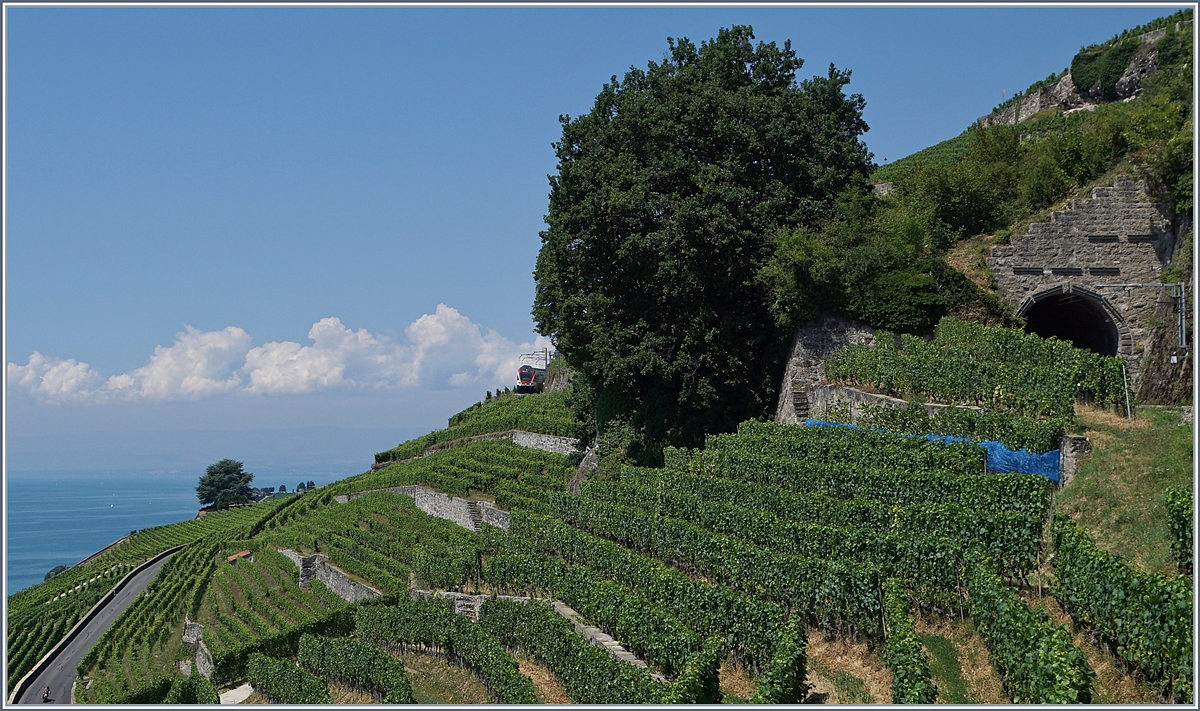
<box><xmin>791</xmin><ymin>382</ymin><xmax>809</xmax><ymax>423</ymax></box>
<box><xmin>465</xmin><ymin>501</ymin><xmax>484</xmax><ymax>533</ymax></box>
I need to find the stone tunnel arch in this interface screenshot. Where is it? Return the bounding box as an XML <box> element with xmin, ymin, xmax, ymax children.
<box><xmin>1017</xmin><ymin>284</ymin><xmax>1130</xmax><ymax>357</ymax></box>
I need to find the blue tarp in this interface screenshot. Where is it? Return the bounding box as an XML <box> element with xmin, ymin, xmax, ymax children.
<box><xmin>804</xmin><ymin>419</ymin><xmax>1060</xmax><ymax>482</ymax></box>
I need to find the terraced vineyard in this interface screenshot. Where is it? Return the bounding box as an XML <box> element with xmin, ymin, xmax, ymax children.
<box><xmin>6</xmin><ymin>504</ymin><xmax>274</xmax><ymax>690</ymax></box>
<box><xmin>374</xmin><ymin>391</ymin><xmax>577</xmax><ymax>464</ymax></box>
<box><xmin>12</xmin><ymin>391</ymin><xmax>1191</xmax><ymax>705</ymax></box>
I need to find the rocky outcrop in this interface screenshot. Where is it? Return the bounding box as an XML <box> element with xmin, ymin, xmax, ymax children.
<box><xmin>978</xmin><ymin>22</ymin><xmax>1189</xmax><ymax>127</ymax></box>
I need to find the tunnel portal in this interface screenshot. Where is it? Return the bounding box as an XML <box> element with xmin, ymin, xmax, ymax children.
<box><xmin>1021</xmin><ymin>291</ymin><xmax>1121</xmax><ymax>356</ymax></box>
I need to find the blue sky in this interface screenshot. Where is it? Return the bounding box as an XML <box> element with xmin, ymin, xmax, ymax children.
<box><xmin>4</xmin><ymin>5</ymin><xmax>1183</xmax><ymax>476</ymax></box>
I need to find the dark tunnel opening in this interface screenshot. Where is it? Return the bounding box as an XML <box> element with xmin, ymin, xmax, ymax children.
<box><xmin>1022</xmin><ymin>292</ymin><xmax>1120</xmax><ymax>356</ymax></box>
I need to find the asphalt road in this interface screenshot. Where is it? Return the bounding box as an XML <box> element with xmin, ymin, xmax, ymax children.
<box><xmin>17</xmin><ymin>553</ymin><xmax>175</xmax><ymax>705</ymax></box>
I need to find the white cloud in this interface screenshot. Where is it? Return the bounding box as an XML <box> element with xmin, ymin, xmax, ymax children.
<box><xmin>109</xmin><ymin>326</ymin><xmax>252</xmax><ymax>400</ymax></box>
<box><xmin>7</xmin><ymin>306</ymin><xmax>547</xmax><ymax>403</ymax></box>
<box><xmin>6</xmin><ymin>351</ymin><xmax>103</xmax><ymax>401</ymax></box>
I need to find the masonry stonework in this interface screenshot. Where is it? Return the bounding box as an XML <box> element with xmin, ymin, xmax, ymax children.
<box><xmin>775</xmin><ymin>313</ymin><xmax>877</xmax><ymax>425</ymax></box>
<box><xmin>986</xmin><ymin>176</ymin><xmax>1177</xmax><ymax>386</ymax></box>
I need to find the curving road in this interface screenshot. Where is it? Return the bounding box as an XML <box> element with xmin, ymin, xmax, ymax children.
<box><xmin>17</xmin><ymin>553</ymin><xmax>176</xmax><ymax>705</ymax></box>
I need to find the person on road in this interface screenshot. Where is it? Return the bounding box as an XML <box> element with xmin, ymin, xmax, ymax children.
<box><xmin>42</xmin><ymin>686</ymin><xmax>50</xmax><ymax>703</ymax></box>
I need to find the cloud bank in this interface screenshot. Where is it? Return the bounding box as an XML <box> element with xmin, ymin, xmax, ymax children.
<box><xmin>8</xmin><ymin>305</ymin><xmax>551</xmax><ymax>403</ymax></box>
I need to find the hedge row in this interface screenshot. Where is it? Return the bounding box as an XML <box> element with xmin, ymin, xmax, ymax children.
<box><xmin>833</xmin><ymin>398</ymin><xmax>1067</xmax><ymax>454</ymax></box>
<box><xmin>354</xmin><ymin>600</ymin><xmax>538</xmax><ymax>704</ymax></box>
<box><xmin>621</xmin><ymin>466</ymin><xmax>1041</xmax><ymax>577</ymax></box>
<box><xmin>965</xmin><ymin>553</ymin><xmax>1093</xmax><ymax>703</ymax></box>
<box><xmin>297</xmin><ymin>633</ymin><xmax>415</xmax><ymax>703</ymax></box>
<box><xmin>163</xmin><ymin>673</ymin><xmax>220</xmax><ymax>704</ymax></box>
<box><xmin>673</xmin><ymin>444</ymin><xmax>1050</xmax><ymax>520</ymax></box>
<box><xmin>1051</xmin><ymin>516</ymin><xmax>1192</xmax><ymax>702</ymax></box>
<box><xmin>581</xmin><ymin>479</ymin><xmax>963</xmax><ymax>592</ymax></box>
<box><xmin>882</xmin><ymin>580</ymin><xmax>937</xmax><ymax>704</ymax></box>
<box><xmin>1165</xmin><ymin>487</ymin><xmax>1193</xmax><ymax>574</ymax></box>
<box><xmin>376</xmin><ymin>391</ymin><xmax>578</xmax><ymax>463</ymax></box>
<box><xmin>704</xmin><ymin>419</ymin><xmax>989</xmax><ymax>476</ymax></box>
<box><xmin>479</xmin><ymin>597</ymin><xmax>722</xmax><ymax>703</ymax></box>
<box><xmin>246</xmin><ymin>653</ymin><xmax>331</xmax><ymax>704</ymax></box>
<box><xmin>208</xmin><ymin>596</ymin><xmax>392</xmax><ymax>685</ymax></box>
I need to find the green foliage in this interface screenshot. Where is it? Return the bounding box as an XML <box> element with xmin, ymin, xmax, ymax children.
<box><xmin>749</xmin><ymin>616</ymin><xmax>809</xmax><ymax>703</ymax></box>
<box><xmin>350</xmin><ymin>440</ymin><xmax>572</xmax><ymax>518</ymax></box>
<box><xmin>831</xmin><ymin>399</ymin><xmax>1066</xmax><ymax>454</ymax></box>
<box><xmin>659</xmin><ymin>636</ymin><xmax>724</xmax><ymax>704</ymax></box>
<box><xmin>482</xmin><ymin>551</ymin><xmax>700</xmax><ymax>677</ymax></box>
<box><xmin>197</xmin><ymin>459</ymin><xmax>254</xmax><ymax>508</ymax></box>
<box><xmin>882</xmin><ymin>580</ymin><xmax>937</xmax><ymax>704</ymax></box>
<box><xmin>826</xmin><ymin>317</ymin><xmax>1127</xmax><ymax>418</ymax></box>
<box><xmin>480</xmin><ymin>597</ymin><xmax>663</xmax><ymax>703</ymax></box>
<box><xmin>533</xmin><ymin>25</ymin><xmax>874</xmax><ymax>461</ymax></box>
<box><xmin>1165</xmin><ymin>487</ymin><xmax>1193</xmax><ymax>573</ymax></box>
<box><xmin>297</xmin><ymin>633</ymin><xmax>415</xmax><ymax>703</ymax></box>
<box><xmin>1051</xmin><ymin>516</ymin><xmax>1193</xmax><ymax>702</ymax></box>
<box><xmin>623</xmin><ymin>465</ymin><xmax>1040</xmax><ymax>577</ymax></box>
<box><xmin>502</xmin><ymin>510</ymin><xmax>786</xmax><ymax>668</ymax></box>
<box><xmin>1070</xmin><ymin>39</ymin><xmax>1139</xmax><ymax>101</ymax></box>
<box><xmin>555</xmin><ymin>493</ymin><xmax>886</xmax><ymax>636</ymax></box>
<box><xmin>246</xmin><ymin>652</ymin><xmax>331</xmax><ymax>704</ymax></box>
<box><xmin>965</xmin><ymin>552</ymin><xmax>1094</xmax><ymax>703</ymax></box>
<box><xmin>259</xmin><ymin>491</ymin><xmax>479</xmax><ymax>592</ymax></box>
<box><xmin>163</xmin><ymin>673</ymin><xmax>219</xmax><ymax>704</ymax></box>
<box><xmin>578</xmin><ymin>479</ymin><xmax>962</xmax><ymax>595</ymax></box>
<box><xmin>353</xmin><ymin>599</ymin><xmax>538</xmax><ymax>704</ymax></box>
<box><xmin>376</xmin><ymin>391</ymin><xmax>578</xmax><ymax>463</ymax></box>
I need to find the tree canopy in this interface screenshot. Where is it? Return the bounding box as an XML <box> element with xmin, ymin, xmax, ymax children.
<box><xmin>196</xmin><ymin>459</ymin><xmax>254</xmax><ymax>509</ymax></box>
<box><xmin>533</xmin><ymin>26</ymin><xmax>874</xmax><ymax>462</ymax></box>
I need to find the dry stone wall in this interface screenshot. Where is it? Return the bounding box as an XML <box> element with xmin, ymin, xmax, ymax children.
<box><xmin>775</xmin><ymin>313</ymin><xmax>877</xmax><ymax>425</ymax></box>
<box><xmin>806</xmin><ymin>383</ymin><xmax>988</xmax><ymax>422</ymax></box>
<box><xmin>512</xmin><ymin>430</ymin><xmax>578</xmax><ymax>455</ymax></box>
<box><xmin>334</xmin><ymin>485</ymin><xmax>510</xmax><ymax>532</ymax></box>
<box><xmin>277</xmin><ymin>549</ymin><xmax>383</xmax><ymax>602</ymax></box>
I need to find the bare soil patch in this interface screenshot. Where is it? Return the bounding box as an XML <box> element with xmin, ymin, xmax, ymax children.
<box><xmin>912</xmin><ymin>614</ymin><xmax>1007</xmax><ymax>704</ymax></box>
<box><xmin>718</xmin><ymin>659</ymin><xmax>757</xmax><ymax>702</ymax></box>
<box><xmin>804</xmin><ymin>631</ymin><xmax>891</xmax><ymax>704</ymax></box>
<box><xmin>514</xmin><ymin>652</ymin><xmax>571</xmax><ymax>703</ymax></box>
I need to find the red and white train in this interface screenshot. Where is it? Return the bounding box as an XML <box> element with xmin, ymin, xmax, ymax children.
<box><xmin>515</xmin><ymin>348</ymin><xmax>554</xmax><ymax>394</ymax></box>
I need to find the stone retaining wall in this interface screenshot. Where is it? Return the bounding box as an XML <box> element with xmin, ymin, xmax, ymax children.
<box><xmin>806</xmin><ymin>383</ymin><xmax>987</xmax><ymax>423</ymax></box>
<box><xmin>775</xmin><ymin>314</ymin><xmax>877</xmax><ymax>425</ymax></box>
<box><xmin>335</xmin><ymin>485</ymin><xmax>510</xmax><ymax>532</ymax></box>
<box><xmin>278</xmin><ymin>549</ymin><xmax>383</xmax><ymax>602</ymax></box>
<box><xmin>512</xmin><ymin>430</ymin><xmax>578</xmax><ymax>455</ymax></box>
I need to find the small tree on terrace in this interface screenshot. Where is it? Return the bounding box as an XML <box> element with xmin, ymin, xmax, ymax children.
<box><xmin>196</xmin><ymin>459</ymin><xmax>254</xmax><ymax>509</ymax></box>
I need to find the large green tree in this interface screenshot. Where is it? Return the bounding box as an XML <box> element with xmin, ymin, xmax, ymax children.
<box><xmin>533</xmin><ymin>26</ymin><xmax>873</xmax><ymax>462</ymax></box>
<box><xmin>196</xmin><ymin>459</ymin><xmax>254</xmax><ymax>509</ymax></box>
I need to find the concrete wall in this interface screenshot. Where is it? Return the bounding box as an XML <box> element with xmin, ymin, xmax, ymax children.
<box><xmin>775</xmin><ymin>313</ymin><xmax>877</xmax><ymax>425</ymax></box>
<box><xmin>986</xmin><ymin>176</ymin><xmax>1176</xmax><ymax>385</ymax></box>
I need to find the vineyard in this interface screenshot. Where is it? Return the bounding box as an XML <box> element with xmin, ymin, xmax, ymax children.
<box><xmin>6</xmin><ymin>504</ymin><xmax>272</xmax><ymax>689</ymax></box>
<box><xmin>341</xmin><ymin>439</ymin><xmax>573</xmax><ymax>514</ymax></box>
<box><xmin>9</xmin><ymin>390</ymin><xmax>1192</xmax><ymax>705</ymax></box>
<box><xmin>374</xmin><ymin>391</ymin><xmax>577</xmax><ymax>464</ymax></box>
<box><xmin>824</xmin><ymin>317</ymin><xmax>1129</xmax><ymax>451</ymax></box>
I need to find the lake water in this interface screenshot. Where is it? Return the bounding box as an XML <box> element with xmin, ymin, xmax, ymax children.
<box><xmin>5</xmin><ymin>469</ymin><xmax>335</xmax><ymax>594</ymax></box>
